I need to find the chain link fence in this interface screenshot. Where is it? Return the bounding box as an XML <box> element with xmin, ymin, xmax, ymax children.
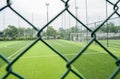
<box><xmin>0</xmin><ymin>0</ymin><xmax>120</xmax><ymax>79</ymax></box>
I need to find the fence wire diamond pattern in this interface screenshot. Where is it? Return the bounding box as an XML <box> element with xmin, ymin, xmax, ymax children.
<box><xmin>0</xmin><ymin>0</ymin><xmax>120</xmax><ymax>79</ymax></box>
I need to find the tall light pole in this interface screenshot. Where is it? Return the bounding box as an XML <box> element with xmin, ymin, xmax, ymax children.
<box><xmin>32</xmin><ymin>12</ymin><xmax>34</xmax><ymax>24</ymax></box>
<box><xmin>75</xmin><ymin>0</ymin><xmax>79</xmax><ymax>32</ymax></box>
<box><xmin>46</xmin><ymin>3</ymin><xmax>49</xmax><ymax>39</ymax></box>
<box><xmin>85</xmin><ymin>0</ymin><xmax>88</xmax><ymax>25</ymax></box>
<box><xmin>69</xmin><ymin>13</ymin><xmax>71</xmax><ymax>28</ymax></box>
<box><xmin>64</xmin><ymin>12</ymin><xmax>66</xmax><ymax>28</ymax></box>
<box><xmin>32</xmin><ymin>12</ymin><xmax>34</xmax><ymax>38</ymax></box>
<box><xmin>18</xmin><ymin>16</ymin><xmax>20</xmax><ymax>28</ymax></box>
<box><xmin>61</xmin><ymin>13</ymin><xmax>63</xmax><ymax>27</ymax></box>
<box><xmin>106</xmin><ymin>1</ymin><xmax>109</xmax><ymax>47</ymax></box>
<box><xmin>3</xmin><ymin>10</ymin><xmax>5</xmax><ymax>30</ymax></box>
<box><xmin>46</xmin><ymin>3</ymin><xmax>49</xmax><ymax>24</ymax></box>
<box><xmin>75</xmin><ymin>6</ymin><xmax>79</xmax><ymax>30</ymax></box>
<box><xmin>85</xmin><ymin>0</ymin><xmax>88</xmax><ymax>43</ymax></box>
<box><xmin>17</xmin><ymin>14</ymin><xmax>20</xmax><ymax>39</ymax></box>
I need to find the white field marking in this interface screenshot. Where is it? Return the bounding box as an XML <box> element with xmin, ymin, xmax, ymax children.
<box><xmin>53</xmin><ymin>41</ymin><xmax>64</xmax><ymax>47</ymax></box>
<box><xmin>21</xmin><ymin>52</ymin><xmax>107</xmax><ymax>59</ymax></box>
<box><xmin>2</xmin><ymin>42</ymin><xmax>17</xmax><ymax>48</ymax></box>
<box><xmin>21</xmin><ymin>54</ymin><xmax>59</xmax><ymax>58</ymax></box>
<box><xmin>0</xmin><ymin>43</ymin><xmax>12</xmax><ymax>48</ymax></box>
<box><xmin>53</xmin><ymin>41</ymin><xmax>73</xmax><ymax>47</ymax></box>
<box><xmin>3</xmin><ymin>42</ymin><xmax>24</xmax><ymax>48</ymax></box>
<box><xmin>3</xmin><ymin>42</ymin><xmax>17</xmax><ymax>47</ymax></box>
<box><xmin>8</xmin><ymin>45</ymin><xmax>28</xmax><ymax>59</ymax></box>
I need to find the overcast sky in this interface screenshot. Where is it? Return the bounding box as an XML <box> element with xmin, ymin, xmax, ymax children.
<box><xmin>0</xmin><ymin>0</ymin><xmax>119</xmax><ymax>31</ymax></box>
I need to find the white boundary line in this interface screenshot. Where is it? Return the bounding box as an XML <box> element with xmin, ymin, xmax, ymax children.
<box><xmin>8</xmin><ymin>45</ymin><xmax>28</xmax><ymax>59</ymax></box>
<box><xmin>22</xmin><ymin>55</ymin><xmax>58</xmax><ymax>58</ymax></box>
<box><xmin>21</xmin><ymin>52</ymin><xmax>106</xmax><ymax>59</ymax></box>
<box><xmin>53</xmin><ymin>41</ymin><xmax>65</xmax><ymax>47</ymax></box>
<box><xmin>3</xmin><ymin>42</ymin><xmax>22</xmax><ymax>48</ymax></box>
<box><xmin>53</xmin><ymin>41</ymin><xmax>73</xmax><ymax>47</ymax></box>
<box><xmin>21</xmin><ymin>54</ymin><xmax>77</xmax><ymax>59</ymax></box>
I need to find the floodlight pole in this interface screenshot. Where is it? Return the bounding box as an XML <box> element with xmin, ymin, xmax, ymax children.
<box><xmin>106</xmin><ymin>1</ymin><xmax>109</xmax><ymax>47</ymax></box>
<box><xmin>18</xmin><ymin>16</ymin><xmax>20</xmax><ymax>28</ymax></box>
<box><xmin>32</xmin><ymin>12</ymin><xmax>34</xmax><ymax>38</ymax></box>
<box><xmin>64</xmin><ymin>12</ymin><xmax>66</xmax><ymax>27</ymax></box>
<box><xmin>61</xmin><ymin>13</ymin><xmax>63</xmax><ymax>27</ymax></box>
<box><xmin>75</xmin><ymin>0</ymin><xmax>79</xmax><ymax>32</ymax></box>
<box><xmin>75</xmin><ymin>6</ymin><xmax>79</xmax><ymax>30</ymax></box>
<box><xmin>85</xmin><ymin>0</ymin><xmax>88</xmax><ymax>43</ymax></box>
<box><xmin>69</xmin><ymin>13</ymin><xmax>71</xmax><ymax>28</ymax></box>
<box><xmin>46</xmin><ymin>3</ymin><xmax>49</xmax><ymax>39</ymax></box>
<box><xmin>17</xmin><ymin>15</ymin><xmax>20</xmax><ymax>39</ymax></box>
<box><xmin>32</xmin><ymin>12</ymin><xmax>34</xmax><ymax>24</ymax></box>
<box><xmin>46</xmin><ymin>3</ymin><xmax>49</xmax><ymax>24</ymax></box>
<box><xmin>3</xmin><ymin>10</ymin><xmax>5</xmax><ymax>30</ymax></box>
<box><xmin>85</xmin><ymin>0</ymin><xmax>88</xmax><ymax>25</ymax></box>
<box><xmin>69</xmin><ymin>13</ymin><xmax>71</xmax><ymax>40</ymax></box>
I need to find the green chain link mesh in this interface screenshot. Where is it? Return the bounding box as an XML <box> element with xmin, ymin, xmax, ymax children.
<box><xmin>0</xmin><ymin>0</ymin><xmax>120</xmax><ymax>79</ymax></box>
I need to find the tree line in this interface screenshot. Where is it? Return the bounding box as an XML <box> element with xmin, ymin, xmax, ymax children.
<box><xmin>1</xmin><ymin>25</ymin><xmax>36</xmax><ymax>40</ymax></box>
<box><xmin>0</xmin><ymin>25</ymin><xmax>79</xmax><ymax>40</ymax></box>
<box><xmin>0</xmin><ymin>22</ymin><xmax>120</xmax><ymax>41</ymax></box>
<box><xmin>42</xmin><ymin>26</ymin><xmax>79</xmax><ymax>40</ymax></box>
<box><xmin>99</xmin><ymin>22</ymin><xmax>120</xmax><ymax>33</ymax></box>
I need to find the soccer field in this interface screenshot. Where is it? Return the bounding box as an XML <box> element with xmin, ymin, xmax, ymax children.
<box><xmin>0</xmin><ymin>40</ymin><xmax>120</xmax><ymax>79</ymax></box>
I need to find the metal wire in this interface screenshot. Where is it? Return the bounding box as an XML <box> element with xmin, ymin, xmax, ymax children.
<box><xmin>0</xmin><ymin>0</ymin><xmax>120</xmax><ymax>79</ymax></box>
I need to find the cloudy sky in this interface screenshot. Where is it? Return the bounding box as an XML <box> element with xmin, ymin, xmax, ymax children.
<box><xmin>0</xmin><ymin>0</ymin><xmax>119</xmax><ymax>31</ymax></box>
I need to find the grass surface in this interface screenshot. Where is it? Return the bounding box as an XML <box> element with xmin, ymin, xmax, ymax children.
<box><xmin>0</xmin><ymin>39</ymin><xmax>120</xmax><ymax>79</ymax></box>
<box><xmin>100</xmin><ymin>39</ymin><xmax>120</xmax><ymax>48</ymax></box>
<box><xmin>0</xmin><ymin>40</ymin><xmax>79</xmax><ymax>79</ymax></box>
<box><xmin>0</xmin><ymin>41</ymin><xmax>32</xmax><ymax>67</ymax></box>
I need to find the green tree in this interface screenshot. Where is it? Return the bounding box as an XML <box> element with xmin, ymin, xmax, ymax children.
<box><xmin>42</xmin><ymin>26</ymin><xmax>58</xmax><ymax>39</ymax></box>
<box><xmin>3</xmin><ymin>25</ymin><xmax>18</xmax><ymax>40</ymax></box>
<box><xmin>47</xmin><ymin>26</ymin><xmax>57</xmax><ymax>36</ymax></box>
<box><xmin>17</xmin><ymin>27</ymin><xmax>25</xmax><ymax>39</ymax></box>
<box><xmin>100</xmin><ymin>22</ymin><xmax>119</xmax><ymax>33</ymax></box>
<box><xmin>70</xmin><ymin>27</ymin><xmax>79</xmax><ymax>33</ymax></box>
<box><xmin>59</xmin><ymin>27</ymin><xmax>66</xmax><ymax>39</ymax></box>
<box><xmin>59</xmin><ymin>27</ymin><xmax>70</xmax><ymax>40</ymax></box>
<box><xmin>24</xmin><ymin>28</ymin><xmax>36</xmax><ymax>40</ymax></box>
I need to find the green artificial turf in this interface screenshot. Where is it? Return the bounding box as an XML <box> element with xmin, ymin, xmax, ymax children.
<box><xmin>0</xmin><ymin>39</ymin><xmax>120</xmax><ymax>79</ymax></box>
